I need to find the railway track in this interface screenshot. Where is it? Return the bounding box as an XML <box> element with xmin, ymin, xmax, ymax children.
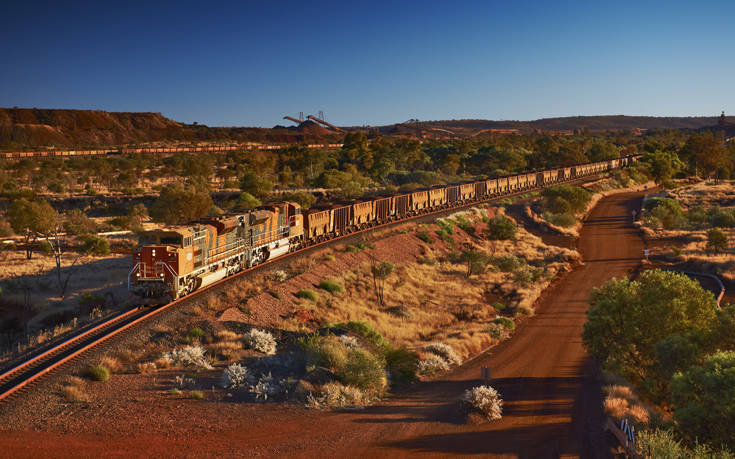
<box><xmin>0</xmin><ymin>174</ymin><xmax>606</xmax><ymax>404</ymax></box>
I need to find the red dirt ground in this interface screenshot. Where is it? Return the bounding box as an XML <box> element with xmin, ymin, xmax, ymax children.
<box><xmin>0</xmin><ymin>191</ymin><xmax>646</xmax><ymax>458</ymax></box>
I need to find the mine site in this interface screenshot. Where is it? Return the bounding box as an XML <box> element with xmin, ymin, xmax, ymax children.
<box><xmin>1</xmin><ymin>2</ymin><xmax>734</xmax><ymax>458</ymax></box>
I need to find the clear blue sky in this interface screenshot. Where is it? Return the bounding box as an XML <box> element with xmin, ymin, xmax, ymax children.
<box><xmin>1</xmin><ymin>1</ymin><xmax>733</xmax><ymax>127</ymax></box>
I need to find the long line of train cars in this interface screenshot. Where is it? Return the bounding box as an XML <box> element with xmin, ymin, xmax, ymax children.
<box><xmin>0</xmin><ymin>143</ymin><xmax>344</xmax><ymax>160</ymax></box>
<box><xmin>129</xmin><ymin>155</ymin><xmax>639</xmax><ymax>300</ymax></box>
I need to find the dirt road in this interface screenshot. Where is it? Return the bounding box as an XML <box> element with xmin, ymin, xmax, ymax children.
<box><xmin>0</xmin><ymin>191</ymin><xmax>645</xmax><ymax>458</ymax></box>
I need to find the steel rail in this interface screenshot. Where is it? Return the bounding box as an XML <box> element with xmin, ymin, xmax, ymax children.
<box><xmin>0</xmin><ymin>170</ymin><xmax>613</xmax><ymax>403</ymax></box>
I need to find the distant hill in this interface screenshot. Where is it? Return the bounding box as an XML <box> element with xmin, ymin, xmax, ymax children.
<box><xmin>368</xmin><ymin>115</ymin><xmax>735</xmax><ymax>136</ymax></box>
<box><xmin>0</xmin><ymin>108</ymin><xmax>339</xmax><ymax>149</ymax></box>
<box><xmin>2</xmin><ymin>108</ymin><xmax>733</xmax><ymax>150</ymax></box>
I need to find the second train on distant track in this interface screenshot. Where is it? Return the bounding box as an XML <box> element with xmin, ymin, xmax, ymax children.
<box><xmin>129</xmin><ymin>156</ymin><xmax>638</xmax><ymax>300</ymax></box>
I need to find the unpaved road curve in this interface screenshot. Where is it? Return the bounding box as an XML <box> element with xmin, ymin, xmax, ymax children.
<box><xmin>0</xmin><ymin>191</ymin><xmax>645</xmax><ymax>458</ymax></box>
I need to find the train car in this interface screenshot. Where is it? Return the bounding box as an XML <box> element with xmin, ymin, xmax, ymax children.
<box><xmin>507</xmin><ymin>175</ymin><xmax>519</xmax><ymax>192</ymax></box>
<box><xmin>351</xmin><ymin>200</ymin><xmax>374</xmax><ymax>228</ymax></box>
<box><xmin>304</xmin><ymin>208</ymin><xmax>331</xmax><ymax>240</ymax></box>
<box><xmin>428</xmin><ymin>187</ymin><xmax>447</xmax><ymax>207</ymax></box>
<box><xmin>373</xmin><ymin>196</ymin><xmax>393</xmax><ymax>222</ymax></box>
<box><xmin>474</xmin><ymin>180</ymin><xmax>487</xmax><ymax>199</ymax></box>
<box><xmin>497</xmin><ymin>176</ymin><xmax>510</xmax><ymax>193</ymax></box>
<box><xmin>486</xmin><ymin>178</ymin><xmax>499</xmax><ymax>196</ymax></box>
<box><xmin>394</xmin><ymin>194</ymin><xmax>410</xmax><ymax>218</ymax></box>
<box><xmin>331</xmin><ymin>204</ymin><xmax>351</xmax><ymax>236</ymax></box>
<box><xmin>446</xmin><ymin>185</ymin><xmax>460</xmax><ymax>205</ymax></box>
<box><xmin>410</xmin><ymin>190</ymin><xmax>429</xmax><ymax>213</ymax></box>
<box><xmin>459</xmin><ymin>182</ymin><xmax>475</xmax><ymax>201</ymax></box>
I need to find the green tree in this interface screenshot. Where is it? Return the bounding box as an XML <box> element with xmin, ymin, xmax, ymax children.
<box><xmin>237</xmin><ymin>192</ymin><xmax>261</xmax><ymax>210</ymax></box>
<box><xmin>642</xmin><ymin>150</ymin><xmax>683</xmax><ymax>187</ymax></box>
<box><xmin>149</xmin><ymin>183</ymin><xmax>214</xmax><ymax>225</ymax></box>
<box><xmin>583</xmin><ymin>269</ymin><xmax>718</xmax><ymax>386</ymax></box>
<box><xmin>486</xmin><ymin>214</ymin><xmax>517</xmax><ymax>240</ymax></box>
<box><xmin>8</xmin><ymin>199</ymin><xmax>57</xmax><ymax>259</ymax></box>
<box><xmin>279</xmin><ymin>191</ymin><xmax>316</xmax><ymax>209</ymax></box>
<box><xmin>460</xmin><ymin>249</ymin><xmax>491</xmax><ymax>277</ymax></box>
<box><xmin>63</xmin><ymin>209</ymin><xmax>97</xmax><ymax>236</ymax></box>
<box><xmin>671</xmin><ymin>351</ymin><xmax>735</xmax><ymax>449</ymax></box>
<box><xmin>541</xmin><ymin>185</ymin><xmax>591</xmax><ymax>214</ymax></box>
<box><xmin>680</xmin><ymin>132</ymin><xmax>731</xmax><ymax>180</ymax></box>
<box><xmin>239</xmin><ymin>172</ymin><xmax>273</xmax><ymax>200</ymax></box>
<box><xmin>706</xmin><ymin>228</ymin><xmax>728</xmax><ymax>253</ymax></box>
<box><xmin>79</xmin><ymin>234</ymin><xmax>111</xmax><ymax>256</ymax></box>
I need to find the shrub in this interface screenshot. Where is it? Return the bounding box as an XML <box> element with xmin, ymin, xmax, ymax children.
<box><xmin>79</xmin><ymin>234</ymin><xmax>111</xmax><ymax>256</ymax></box>
<box><xmin>306</xmin><ymin>382</ymin><xmax>369</xmax><ymax>409</ymax></box>
<box><xmin>329</xmin><ymin>320</ymin><xmax>385</xmax><ymax>346</ymax></box>
<box><xmin>244</xmin><ymin>328</ymin><xmax>277</xmax><ymax>355</ymax></box>
<box><xmin>416</xmin><ymin>230</ymin><xmax>433</xmax><ymax>243</ymax></box>
<box><xmin>418</xmin><ymin>256</ymin><xmax>436</xmax><ymax>265</ymax></box>
<box><xmin>337</xmin><ymin>335</ymin><xmax>360</xmax><ymax>350</ymax></box>
<box><xmin>338</xmin><ymin>348</ymin><xmax>387</xmax><ymax>391</ymax></box>
<box><xmin>493</xmin><ymin>255</ymin><xmax>523</xmax><ymax>272</ymax></box>
<box><xmin>163</xmin><ymin>345</ymin><xmax>214</xmax><ymax>370</ymax></box>
<box><xmin>493</xmin><ymin>317</ymin><xmax>515</xmax><ymax>330</ymax></box>
<box><xmin>168</xmin><ymin>388</ymin><xmax>181</xmax><ymax>395</ymax></box>
<box><xmin>279</xmin><ymin>191</ymin><xmax>316</xmax><ymax>209</ymax></box>
<box><xmin>486</xmin><ymin>215</ymin><xmax>517</xmax><ymax>240</ymax></box>
<box><xmin>136</xmin><ymin>362</ymin><xmax>156</xmax><ymax>374</ymax></box>
<box><xmin>318</xmin><ymin>280</ymin><xmax>343</xmax><ymax>294</ymax></box>
<box><xmin>545</xmin><ymin>212</ymin><xmax>577</xmax><ymax>228</ymax></box>
<box><xmin>297</xmin><ymin>289</ymin><xmax>320</xmax><ymax>302</ymax></box>
<box><xmin>299</xmin><ymin>334</ymin><xmax>349</xmax><ymax>370</ymax></box>
<box><xmin>707</xmin><ymin>228</ymin><xmax>728</xmax><ymax>253</ymax></box>
<box><xmin>188</xmin><ymin>327</ymin><xmax>206</xmax><ymax>338</ymax></box>
<box><xmin>221</xmin><ymin>363</ymin><xmax>251</xmax><ymax>389</ymax></box>
<box><xmin>671</xmin><ymin>351</ymin><xmax>735</xmax><ymax>450</ymax></box>
<box><xmin>344</xmin><ymin>245</ymin><xmax>360</xmax><ymax>253</ymax></box>
<box><xmin>487</xmin><ymin>323</ymin><xmax>509</xmax><ymax>340</ymax></box>
<box><xmin>513</xmin><ymin>265</ymin><xmax>543</xmax><ymax>287</ymax></box>
<box><xmin>644</xmin><ymin>197</ymin><xmax>686</xmax><ymax>229</ymax></box>
<box><xmin>86</xmin><ymin>364</ymin><xmax>110</xmax><ymax>382</ymax></box>
<box><xmin>189</xmin><ymin>390</ymin><xmax>204</xmax><ymax>400</ymax></box>
<box><xmin>417</xmin><ymin>356</ymin><xmax>450</xmax><ymax>376</ymax></box>
<box><xmin>174</xmin><ymin>375</ymin><xmax>196</xmax><ymax>390</ymax></box>
<box><xmin>540</xmin><ymin>185</ymin><xmax>591</xmax><ymax>214</ymax></box>
<box><xmin>99</xmin><ymin>356</ymin><xmax>122</xmax><ymax>373</ymax></box>
<box><xmin>383</xmin><ymin>346</ymin><xmax>419</xmax><ymax>385</ymax></box>
<box><xmin>61</xmin><ymin>384</ymin><xmax>90</xmax><ymax>403</ymax></box>
<box><xmin>424</xmin><ymin>342</ymin><xmax>462</xmax><ymax>366</ymax></box>
<box><xmin>252</xmin><ymin>372</ymin><xmax>284</xmax><ymax>401</ymax></box>
<box><xmin>463</xmin><ymin>385</ymin><xmax>503</xmax><ymax>421</ymax></box>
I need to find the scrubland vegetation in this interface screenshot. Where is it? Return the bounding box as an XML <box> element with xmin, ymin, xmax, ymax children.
<box><xmin>583</xmin><ymin>269</ymin><xmax>735</xmax><ymax>454</ymax></box>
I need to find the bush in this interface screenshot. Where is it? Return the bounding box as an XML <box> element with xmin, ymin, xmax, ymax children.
<box><xmin>279</xmin><ymin>191</ymin><xmax>316</xmax><ymax>209</ymax></box>
<box><xmin>540</xmin><ymin>185</ymin><xmax>591</xmax><ymax>214</ymax></box>
<box><xmin>424</xmin><ymin>342</ymin><xmax>462</xmax><ymax>366</ymax></box>
<box><xmin>163</xmin><ymin>345</ymin><xmax>214</xmax><ymax>370</ymax></box>
<box><xmin>486</xmin><ymin>215</ymin><xmax>517</xmax><ymax>240</ymax></box>
<box><xmin>188</xmin><ymin>327</ymin><xmax>206</xmax><ymax>338</ymax></box>
<box><xmin>492</xmin><ymin>255</ymin><xmax>523</xmax><ymax>272</ymax></box>
<box><xmin>189</xmin><ymin>390</ymin><xmax>204</xmax><ymax>400</ymax></box>
<box><xmin>297</xmin><ymin>289</ymin><xmax>320</xmax><ymax>302</ymax></box>
<box><xmin>644</xmin><ymin>197</ymin><xmax>686</xmax><ymax>229</ymax></box>
<box><xmin>635</xmin><ymin>428</ymin><xmax>734</xmax><ymax>459</ymax></box>
<box><xmin>383</xmin><ymin>346</ymin><xmax>419</xmax><ymax>385</ymax></box>
<box><xmin>221</xmin><ymin>363</ymin><xmax>251</xmax><ymax>389</ymax></box>
<box><xmin>299</xmin><ymin>334</ymin><xmax>348</xmax><ymax>370</ymax></box>
<box><xmin>337</xmin><ymin>348</ymin><xmax>387</xmax><ymax>391</ymax></box>
<box><xmin>707</xmin><ymin>228</ymin><xmax>728</xmax><ymax>253</ymax></box>
<box><xmin>306</xmin><ymin>382</ymin><xmax>370</xmax><ymax>409</ymax></box>
<box><xmin>493</xmin><ymin>317</ymin><xmax>515</xmax><ymax>330</ymax></box>
<box><xmin>545</xmin><ymin>212</ymin><xmax>577</xmax><ymax>228</ymax></box>
<box><xmin>671</xmin><ymin>351</ymin><xmax>735</xmax><ymax>450</ymax></box>
<box><xmin>244</xmin><ymin>328</ymin><xmax>277</xmax><ymax>355</ymax></box>
<box><xmin>79</xmin><ymin>234</ymin><xmax>111</xmax><ymax>256</ymax></box>
<box><xmin>417</xmin><ymin>356</ymin><xmax>450</xmax><ymax>375</ymax></box>
<box><xmin>463</xmin><ymin>385</ymin><xmax>503</xmax><ymax>421</ymax></box>
<box><xmin>318</xmin><ymin>280</ymin><xmax>343</xmax><ymax>294</ymax></box>
<box><xmin>329</xmin><ymin>320</ymin><xmax>385</xmax><ymax>346</ymax></box>
<box><xmin>416</xmin><ymin>230</ymin><xmax>433</xmax><ymax>243</ymax></box>
<box><xmin>86</xmin><ymin>364</ymin><xmax>110</xmax><ymax>382</ymax></box>
<box><xmin>487</xmin><ymin>323</ymin><xmax>509</xmax><ymax>340</ymax></box>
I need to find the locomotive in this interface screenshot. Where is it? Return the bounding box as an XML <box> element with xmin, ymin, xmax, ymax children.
<box><xmin>129</xmin><ymin>156</ymin><xmax>638</xmax><ymax>300</ymax></box>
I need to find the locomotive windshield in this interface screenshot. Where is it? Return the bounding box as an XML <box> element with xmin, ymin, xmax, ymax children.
<box><xmin>160</xmin><ymin>235</ymin><xmax>183</xmax><ymax>245</ymax></box>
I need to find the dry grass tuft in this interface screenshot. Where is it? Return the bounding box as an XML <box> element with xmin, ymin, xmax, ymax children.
<box><xmin>60</xmin><ymin>376</ymin><xmax>90</xmax><ymax>403</ymax></box>
<box><xmin>99</xmin><ymin>356</ymin><xmax>123</xmax><ymax>373</ymax></box>
<box><xmin>136</xmin><ymin>362</ymin><xmax>157</xmax><ymax>374</ymax></box>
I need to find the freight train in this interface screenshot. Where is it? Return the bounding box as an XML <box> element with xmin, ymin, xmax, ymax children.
<box><xmin>128</xmin><ymin>156</ymin><xmax>638</xmax><ymax>300</ymax></box>
<box><xmin>0</xmin><ymin>143</ymin><xmax>343</xmax><ymax>160</ymax></box>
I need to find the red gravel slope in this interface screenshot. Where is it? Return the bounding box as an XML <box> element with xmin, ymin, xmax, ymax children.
<box><xmin>0</xmin><ymin>191</ymin><xmax>646</xmax><ymax>458</ymax></box>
